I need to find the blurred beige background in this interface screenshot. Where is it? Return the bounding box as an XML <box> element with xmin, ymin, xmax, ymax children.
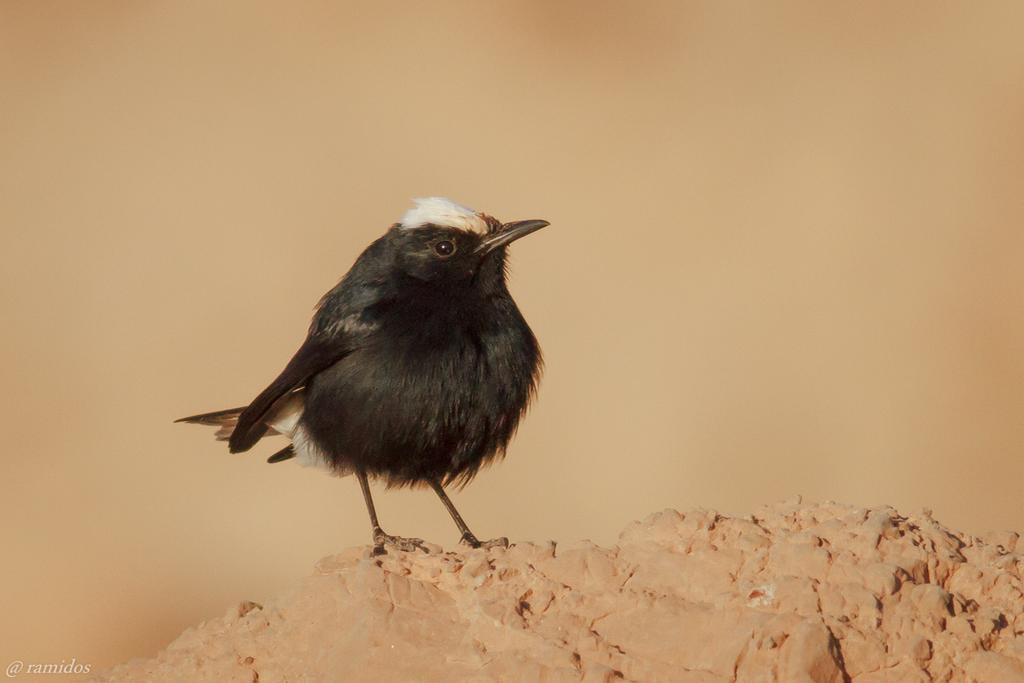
<box><xmin>2</xmin><ymin>0</ymin><xmax>1022</xmax><ymax>673</ymax></box>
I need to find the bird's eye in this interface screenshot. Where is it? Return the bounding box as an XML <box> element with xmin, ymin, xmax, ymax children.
<box><xmin>433</xmin><ymin>240</ymin><xmax>456</xmax><ymax>257</ymax></box>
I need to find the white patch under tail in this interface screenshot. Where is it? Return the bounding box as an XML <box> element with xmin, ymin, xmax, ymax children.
<box><xmin>181</xmin><ymin>394</ymin><xmax>334</xmax><ymax>472</ymax></box>
<box><xmin>265</xmin><ymin>392</ymin><xmax>333</xmax><ymax>472</ymax></box>
<box><xmin>265</xmin><ymin>392</ymin><xmax>303</xmax><ymax>436</ymax></box>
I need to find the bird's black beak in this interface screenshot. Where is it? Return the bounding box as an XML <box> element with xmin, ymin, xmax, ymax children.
<box><xmin>476</xmin><ymin>219</ymin><xmax>551</xmax><ymax>256</ymax></box>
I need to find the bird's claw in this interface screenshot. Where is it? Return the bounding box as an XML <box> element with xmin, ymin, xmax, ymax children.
<box><xmin>460</xmin><ymin>533</ymin><xmax>510</xmax><ymax>550</ymax></box>
<box><xmin>372</xmin><ymin>530</ymin><xmax>429</xmax><ymax>555</ymax></box>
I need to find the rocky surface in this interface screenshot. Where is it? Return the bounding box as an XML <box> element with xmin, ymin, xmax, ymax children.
<box><xmin>96</xmin><ymin>500</ymin><xmax>1024</xmax><ymax>682</ymax></box>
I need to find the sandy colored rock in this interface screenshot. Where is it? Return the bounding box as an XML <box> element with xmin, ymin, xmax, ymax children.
<box><xmin>94</xmin><ymin>501</ymin><xmax>1024</xmax><ymax>682</ymax></box>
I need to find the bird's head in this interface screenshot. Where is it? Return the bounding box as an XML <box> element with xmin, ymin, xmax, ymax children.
<box><xmin>386</xmin><ymin>198</ymin><xmax>549</xmax><ymax>287</ymax></box>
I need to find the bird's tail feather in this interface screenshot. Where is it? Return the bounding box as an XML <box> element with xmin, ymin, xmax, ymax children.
<box><xmin>176</xmin><ymin>406</ymin><xmax>280</xmax><ymax>441</ymax></box>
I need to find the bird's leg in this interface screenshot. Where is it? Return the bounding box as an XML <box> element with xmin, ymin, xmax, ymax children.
<box><xmin>430</xmin><ymin>480</ymin><xmax>509</xmax><ymax>549</ymax></box>
<box><xmin>357</xmin><ymin>470</ymin><xmax>427</xmax><ymax>555</ymax></box>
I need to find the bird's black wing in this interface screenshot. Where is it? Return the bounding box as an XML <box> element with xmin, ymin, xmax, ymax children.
<box><xmin>227</xmin><ymin>233</ymin><xmax>392</xmax><ymax>453</ymax></box>
<box><xmin>227</xmin><ymin>333</ymin><xmax>352</xmax><ymax>453</ymax></box>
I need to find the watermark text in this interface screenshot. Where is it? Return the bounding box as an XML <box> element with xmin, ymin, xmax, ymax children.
<box><xmin>6</xmin><ymin>660</ymin><xmax>92</xmax><ymax>677</ymax></box>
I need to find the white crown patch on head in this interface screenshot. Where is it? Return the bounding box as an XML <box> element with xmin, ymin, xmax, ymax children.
<box><xmin>399</xmin><ymin>197</ymin><xmax>489</xmax><ymax>233</ymax></box>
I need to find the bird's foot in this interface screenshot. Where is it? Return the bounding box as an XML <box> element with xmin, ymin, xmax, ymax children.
<box><xmin>460</xmin><ymin>532</ymin><xmax>510</xmax><ymax>550</ymax></box>
<box><xmin>372</xmin><ymin>529</ymin><xmax>430</xmax><ymax>556</ymax></box>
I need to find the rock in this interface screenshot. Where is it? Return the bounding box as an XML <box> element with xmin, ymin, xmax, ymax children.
<box><xmin>964</xmin><ymin>651</ymin><xmax>1024</xmax><ymax>682</ymax></box>
<box><xmin>776</xmin><ymin>618</ymin><xmax>844</xmax><ymax>682</ymax></box>
<box><xmin>92</xmin><ymin>501</ymin><xmax>1024</xmax><ymax>682</ymax></box>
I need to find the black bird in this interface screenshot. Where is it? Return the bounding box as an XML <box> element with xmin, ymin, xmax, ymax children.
<box><xmin>178</xmin><ymin>198</ymin><xmax>549</xmax><ymax>554</ymax></box>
